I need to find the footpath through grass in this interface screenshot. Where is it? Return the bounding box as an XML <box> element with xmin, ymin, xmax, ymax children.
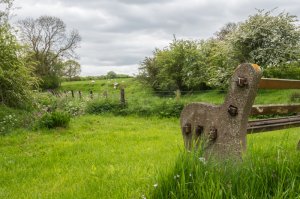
<box><xmin>0</xmin><ymin>114</ymin><xmax>299</xmax><ymax>198</ymax></box>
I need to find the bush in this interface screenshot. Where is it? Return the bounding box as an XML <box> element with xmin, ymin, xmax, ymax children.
<box><xmin>86</xmin><ymin>99</ymin><xmax>125</xmax><ymax>114</ymax></box>
<box><xmin>40</xmin><ymin>75</ymin><xmax>61</xmax><ymax>90</ymax></box>
<box><xmin>0</xmin><ymin>25</ymin><xmax>38</xmax><ymax>109</ymax></box>
<box><xmin>38</xmin><ymin>111</ymin><xmax>70</xmax><ymax>129</ymax></box>
<box><xmin>62</xmin><ymin>100</ymin><xmax>86</xmax><ymax>116</ymax></box>
<box><xmin>85</xmin><ymin>98</ymin><xmax>185</xmax><ymax>118</ymax></box>
<box><xmin>0</xmin><ymin>105</ymin><xmax>35</xmax><ymax>135</ymax></box>
<box><xmin>264</xmin><ymin>64</ymin><xmax>300</xmax><ymax>80</ymax></box>
<box><xmin>157</xmin><ymin>100</ymin><xmax>184</xmax><ymax>118</ymax></box>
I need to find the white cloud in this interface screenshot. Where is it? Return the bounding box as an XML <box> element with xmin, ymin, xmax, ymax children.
<box><xmin>12</xmin><ymin>0</ymin><xmax>300</xmax><ymax>76</ymax></box>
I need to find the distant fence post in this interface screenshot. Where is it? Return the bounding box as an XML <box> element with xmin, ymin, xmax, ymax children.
<box><xmin>120</xmin><ymin>88</ymin><xmax>125</xmax><ymax>106</ymax></box>
<box><xmin>78</xmin><ymin>91</ymin><xmax>82</xmax><ymax>99</ymax></box>
<box><xmin>71</xmin><ymin>90</ymin><xmax>74</xmax><ymax>98</ymax></box>
<box><xmin>90</xmin><ymin>90</ymin><xmax>93</xmax><ymax>99</ymax></box>
<box><xmin>297</xmin><ymin>140</ymin><xmax>300</xmax><ymax>150</ymax></box>
<box><xmin>103</xmin><ymin>91</ymin><xmax>108</xmax><ymax>99</ymax></box>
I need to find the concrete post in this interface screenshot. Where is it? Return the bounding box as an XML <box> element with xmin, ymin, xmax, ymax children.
<box><xmin>180</xmin><ymin>63</ymin><xmax>262</xmax><ymax>159</ymax></box>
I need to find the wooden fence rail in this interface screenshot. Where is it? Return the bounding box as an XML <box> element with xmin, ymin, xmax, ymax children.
<box><xmin>259</xmin><ymin>78</ymin><xmax>300</xmax><ymax>89</ymax></box>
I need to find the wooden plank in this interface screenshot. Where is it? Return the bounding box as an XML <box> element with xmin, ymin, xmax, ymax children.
<box><xmin>247</xmin><ymin>116</ymin><xmax>300</xmax><ymax>133</ymax></box>
<box><xmin>247</xmin><ymin>121</ymin><xmax>300</xmax><ymax>133</ymax></box>
<box><xmin>259</xmin><ymin>78</ymin><xmax>300</xmax><ymax>89</ymax></box>
<box><xmin>248</xmin><ymin>115</ymin><xmax>300</xmax><ymax>123</ymax></box>
<box><xmin>251</xmin><ymin>104</ymin><xmax>300</xmax><ymax>115</ymax></box>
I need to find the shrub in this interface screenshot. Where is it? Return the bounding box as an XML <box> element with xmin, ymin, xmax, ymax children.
<box><xmin>62</xmin><ymin>100</ymin><xmax>86</xmax><ymax>116</ymax></box>
<box><xmin>38</xmin><ymin>111</ymin><xmax>70</xmax><ymax>129</ymax></box>
<box><xmin>264</xmin><ymin>64</ymin><xmax>300</xmax><ymax>80</ymax></box>
<box><xmin>86</xmin><ymin>99</ymin><xmax>125</xmax><ymax>114</ymax></box>
<box><xmin>0</xmin><ymin>105</ymin><xmax>35</xmax><ymax>135</ymax></box>
<box><xmin>156</xmin><ymin>100</ymin><xmax>184</xmax><ymax>118</ymax></box>
<box><xmin>0</xmin><ymin>25</ymin><xmax>38</xmax><ymax>109</ymax></box>
<box><xmin>40</xmin><ymin>75</ymin><xmax>61</xmax><ymax>90</ymax></box>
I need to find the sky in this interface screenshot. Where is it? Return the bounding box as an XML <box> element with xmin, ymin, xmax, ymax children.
<box><xmin>12</xmin><ymin>0</ymin><xmax>300</xmax><ymax>76</ymax></box>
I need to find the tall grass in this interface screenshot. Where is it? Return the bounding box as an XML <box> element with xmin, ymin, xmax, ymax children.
<box><xmin>148</xmin><ymin>131</ymin><xmax>300</xmax><ymax>199</ymax></box>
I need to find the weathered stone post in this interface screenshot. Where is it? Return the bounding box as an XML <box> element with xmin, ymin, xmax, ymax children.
<box><xmin>180</xmin><ymin>63</ymin><xmax>262</xmax><ymax>159</ymax></box>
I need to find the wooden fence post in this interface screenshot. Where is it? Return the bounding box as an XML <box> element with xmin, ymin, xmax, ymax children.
<box><xmin>90</xmin><ymin>91</ymin><xmax>93</xmax><ymax>99</ymax></box>
<box><xmin>120</xmin><ymin>88</ymin><xmax>125</xmax><ymax>106</ymax></box>
<box><xmin>103</xmin><ymin>91</ymin><xmax>108</xmax><ymax>99</ymax></box>
<box><xmin>71</xmin><ymin>90</ymin><xmax>74</xmax><ymax>98</ymax></box>
<box><xmin>78</xmin><ymin>91</ymin><xmax>82</xmax><ymax>99</ymax></box>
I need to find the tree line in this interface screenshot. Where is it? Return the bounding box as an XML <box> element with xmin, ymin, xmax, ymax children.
<box><xmin>0</xmin><ymin>0</ymin><xmax>81</xmax><ymax>108</ymax></box>
<box><xmin>138</xmin><ymin>10</ymin><xmax>300</xmax><ymax>92</ymax></box>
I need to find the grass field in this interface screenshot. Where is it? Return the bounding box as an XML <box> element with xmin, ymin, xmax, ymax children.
<box><xmin>60</xmin><ymin>78</ymin><xmax>300</xmax><ymax>105</ymax></box>
<box><xmin>0</xmin><ymin>115</ymin><xmax>181</xmax><ymax>198</ymax></box>
<box><xmin>0</xmin><ymin>114</ymin><xmax>299</xmax><ymax>198</ymax></box>
<box><xmin>1</xmin><ymin>78</ymin><xmax>299</xmax><ymax>198</ymax></box>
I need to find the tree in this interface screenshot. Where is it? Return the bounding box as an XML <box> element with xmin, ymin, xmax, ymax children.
<box><xmin>0</xmin><ymin>24</ymin><xmax>37</xmax><ymax>108</ymax></box>
<box><xmin>107</xmin><ymin>71</ymin><xmax>117</xmax><ymax>79</ymax></box>
<box><xmin>0</xmin><ymin>0</ymin><xmax>13</xmax><ymax>25</ymax></box>
<box><xmin>63</xmin><ymin>60</ymin><xmax>81</xmax><ymax>80</ymax></box>
<box><xmin>228</xmin><ymin>10</ymin><xmax>300</xmax><ymax>67</ymax></box>
<box><xmin>139</xmin><ymin>38</ymin><xmax>209</xmax><ymax>91</ymax></box>
<box><xmin>214</xmin><ymin>22</ymin><xmax>238</xmax><ymax>41</ymax></box>
<box><xmin>17</xmin><ymin>15</ymin><xmax>81</xmax><ymax>89</ymax></box>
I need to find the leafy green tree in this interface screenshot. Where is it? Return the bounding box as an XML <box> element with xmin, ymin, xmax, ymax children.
<box><xmin>0</xmin><ymin>25</ymin><xmax>38</xmax><ymax>108</ymax></box>
<box><xmin>107</xmin><ymin>71</ymin><xmax>117</xmax><ymax>79</ymax></box>
<box><xmin>0</xmin><ymin>0</ymin><xmax>13</xmax><ymax>25</ymax></box>
<box><xmin>228</xmin><ymin>10</ymin><xmax>300</xmax><ymax>67</ymax></box>
<box><xmin>17</xmin><ymin>16</ymin><xmax>81</xmax><ymax>89</ymax></box>
<box><xmin>139</xmin><ymin>38</ymin><xmax>208</xmax><ymax>91</ymax></box>
<box><xmin>63</xmin><ymin>60</ymin><xmax>81</xmax><ymax>80</ymax></box>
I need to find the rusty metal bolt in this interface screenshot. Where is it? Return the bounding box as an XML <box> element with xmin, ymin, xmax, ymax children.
<box><xmin>236</xmin><ymin>77</ymin><xmax>248</xmax><ymax>87</ymax></box>
<box><xmin>208</xmin><ymin>128</ymin><xmax>217</xmax><ymax>141</ymax></box>
<box><xmin>183</xmin><ymin>123</ymin><xmax>192</xmax><ymax>135</ymax></box>
<box><xmin>228</xmin><ymin>105</ymin><xmax>238</xmax><ymax>116</ymax></box>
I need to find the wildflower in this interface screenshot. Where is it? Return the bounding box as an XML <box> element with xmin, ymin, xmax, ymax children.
<box><xmin>153</xmin><ymin>183</ymin><xmax>158</xmax><ymax>188</ymax></box>
<box><xmin>189</xmin><ymin>173</ymin><xmax>192</xmax><ymax>177</ymax></box>
<box><xmin>141</xmin><ymin>194</ymin><xmax>146</xmax><ymax>199</ymax></box>
<box><xmin>199</xmin><ymin>157</ymin><xmax>207</xmax><ymax>164</ymax></box>
<box><xmin>174</xmin><ymin>174</ymin><xmax>180</xmax><ymax>179</ymax></box>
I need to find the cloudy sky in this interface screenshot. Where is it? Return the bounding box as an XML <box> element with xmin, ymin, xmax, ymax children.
<box><xmin>12</xmin><ymin>0</ymin><xmax>300</xmax><ymax>76</ymax></box>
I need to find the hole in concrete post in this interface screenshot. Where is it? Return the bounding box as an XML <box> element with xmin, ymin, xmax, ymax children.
<box><xmin>195</xmin><ymin>125</ymin><xmax>204</xmax><ymax>137</ymax></box>
<box><xmin>236</xmin><ymin>77</ymin><xmax>248</xmax><ymax>87</ymax></box>
<box><xmin>228</xmin><ymin>105</ymin><xmax>238</xmax><ymax>117</ymax></box>
<box><xmin>208</xmin><ymin>128</ymin><xmax>217</xmax><ymax>141</ymax></box>
<box><xmin>183</xmin><ymin>123</ymin><xmax>192</xmax><ymax>135</ymax></box>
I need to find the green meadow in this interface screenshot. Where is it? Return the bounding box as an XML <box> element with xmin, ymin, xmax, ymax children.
<box><xmin>0</xmin><ymin>79</ymin><xmax>299</xmax><ymax>198</ymax></box>
<box><xmin>0</xmin><ymin>114</ymin><xmax>299</xmax><ymax>198</ymax></box>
